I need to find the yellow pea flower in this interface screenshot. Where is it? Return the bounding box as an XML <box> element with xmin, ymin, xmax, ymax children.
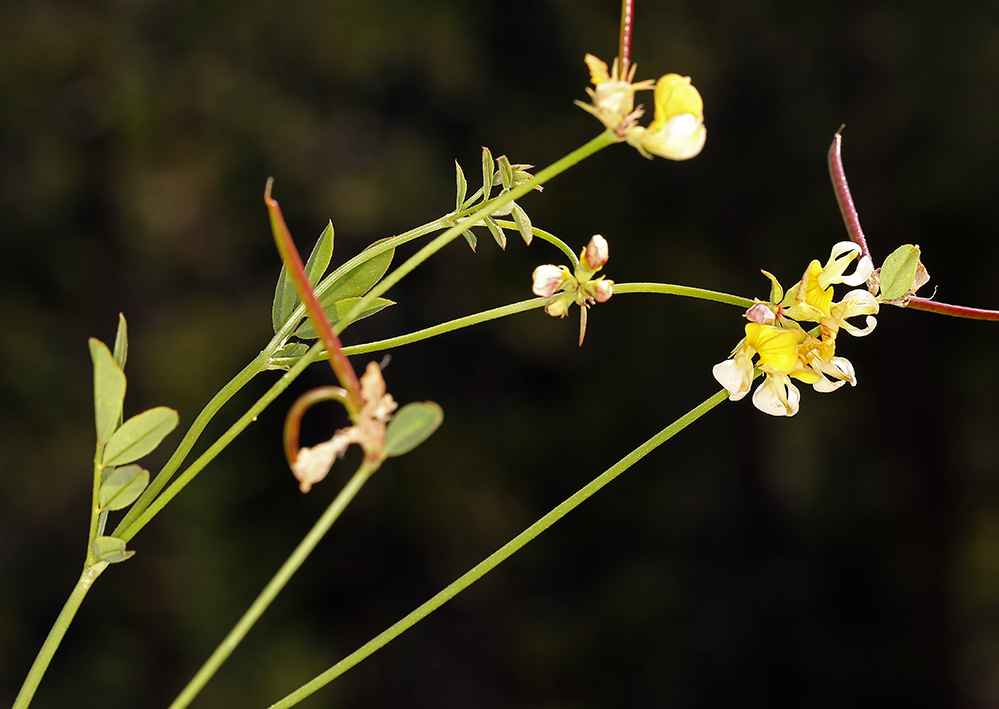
<box><xmin>626</xmin><ymin>74</ymin><xmax>706</xmax><ymax>161</ymax></box>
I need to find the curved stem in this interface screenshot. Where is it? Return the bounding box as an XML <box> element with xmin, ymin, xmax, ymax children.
<box><xmin>491</xmin><ymin>221</ymin><xmax>579</xmax><ymax>266</ymax></box>
<box><xmin>828</xmin><ymin>129</ymin><xmax>872</xmax><ymax>262</ymax></box>
<box><xmin>12</xmin><ymin>562</ymin><xmax>108</xmax><ymax>709</ymax></box>
<box><xmin>169</xmin><ymin>460</ymin><xmax>379</xmax><ymax>709</ymax></box>
<box><xmin>265</xmin><ymin>389</ymin><xmax>729</xmax><ymax>709</ymax></box>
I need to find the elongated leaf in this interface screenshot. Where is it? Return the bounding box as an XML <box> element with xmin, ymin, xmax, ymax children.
<box><xmin>384</xmin><ymin>402</ymin><xmax>444</xmax><ymax>457</ymax></box>
<box><xmin>481</xmin><ymin>147</ymin><xmax>494</xmax><ymax>202</ymax></box>
<box><xmin>484</xmin><ymin>216</ymin><xmax>506</xmax><ymax>250</ymax></box>
<box><xmin>102</xmin><ymin>406</ymin><xmax>179</xmax><ymax>467</ymax></box>
<box><xmin>296</xmin><ymin>297</ymin><xmax>395</xmax><ymax>340</ymax></box>
<box><xmin>879</xmin><ymin>244</ymin><xmax>921</xmax><ymax>301</ymax></box>
<box><xmin>272</xmin><ymin>221</ymin><xmax>336</xmax><ymax>333</ymax></box>
<box><xmin>497</xmin><ymin>155</ymin><xmax>513</xmax><ymax>190</ymax></box>
<box><xmin>511</xmin><ymin>202</ymin><xmax>533</xmax><ymax>246</ymax></box>
<box><xmin>89</xmin><ymin>338</ymin><xmax>126</xmax><ymax>446</ymax></box>
<box><xmin>99</xmin><ymin>464</ymin><xmax>149</xmax><ymax>511</ymax></box>
<box><xmin>461</xmin><ymin>229</ymin><xmax>478</xmax><ymax>252</ymax></box>
<box><xmin>92</xmin><ymin>536</ymin><xmax>134</xmax><ymax>564</ymax></box>
<box><xmin>321</xmin><ymin>244</ymin><xmax>395</xmax><ymax>303</ymax></box>
<box><xmin>455</xmin><ymin>160</ymin><xmax>467</xmax><ymax>212</ymax></box>
<box><xmin>113</xmin><ymin>313</ymin><xmax>128</xmax><ymax>370</ymax></box>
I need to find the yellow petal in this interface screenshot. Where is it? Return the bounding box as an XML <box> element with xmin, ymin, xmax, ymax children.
<box><xmin>649</xmin><ymin>74</ymin><xmax>703</xmax><ymax>131</ymax></box>
<box><xmin>745</xmin><ymin>323</ymin><xmax>798</xmax><ymax>373</ymax></box>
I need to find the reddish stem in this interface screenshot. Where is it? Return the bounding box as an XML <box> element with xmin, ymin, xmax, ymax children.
<box><xmin>828</xmin><ymin>129</ymin><xmax>872</xmax><ymax>262</ymax></box>
<box><xmin>619</xmin><ymin>0</ymin><xmax>634</xmax><ymax>76</ymax></box>
<box><xmin>283</xmin><ymin>386</ymin><xmax>351</xmax><ymax>465</ymax></box>
<box><xmin>905</xmin><ymin>298</ymin><xmax>999</xmax><ymax>321</ymax></box>
<box><xmin>265</xmin><ymin>179</ymin><xmax>363</xmax><ymax>414</ymax></box>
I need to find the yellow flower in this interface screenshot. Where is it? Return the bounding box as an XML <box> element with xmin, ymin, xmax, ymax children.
<box><xmin>626</xmin><ymin>74</ymin><xmax>706</xmax><ymax>160</ymax></box>
<box><xmin>713</xmin><ymin>323</ymin><xmax>802</xmax><ymax>415</ymax></box>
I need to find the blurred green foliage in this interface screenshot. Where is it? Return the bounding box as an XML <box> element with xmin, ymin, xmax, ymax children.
<box><xmin>3</xmin><ymin>0</ymin><xmax>999</xmax><ymax>707</ymax></box>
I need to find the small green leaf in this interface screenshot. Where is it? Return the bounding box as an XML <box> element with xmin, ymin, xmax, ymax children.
<box><xmin>383</xmin><ymin>402</ymin><xmax>444</xmax><ymax>457</ymax></box>
<box><xmin>511</xmin><ymin>203</ymin><xmax>533</xmax><ymax>246</ymax></box>
<box><xmin>484</xmin><ymin>216</ymin><xmax>506</xmax><ymax>250</ymax></box>
<box><xmin>266</xmin><ymin>342</ymin><xmax>311</xmax><ymax>370</ymax></box>
<box><xmin>99</xmin><ymin>464</ymin><xmax>149</xmax><ymax>511</ymax></box>
<box><xmin>102</xmin><ymin>407</ymin><xmax>179</xmax><ymax>467</ymax></box>
<box><xmin>497</xmin><ymin>155</ymin><xmax>513</xmax><ymax>190</ymax></box>
<box><xmin>455</xmin><ymin>160</ymin><xmax>467</xmax><ymax>212</ymax></box>
<box><xmin>113</xmin><ymin>313</ymin><xmax>128</xmax><ymax>370</ymax></box>
<box><xmin>272</xmin><ymin>222</ymin><xmax>335</xmax><ymax>333</ymax></box>
<box><xmin>296</xmin><ymin>297</ymin><xmax>395</xmax><ymax>340</ymax></box>
<box><xmin>879</xmin><ymin>244</ymin><xmax>921</xmax><ymax>301</ymax></box>
<box><xmin>481</xmin><ymin>147</ymin><xmax>494</xmax><ymax>202</ymax></box>
<box><xmin>89</xmin><ymin>338</ymin><xmax>126</xmax><ymax>447</ymax></box>
<box><xmin>92</xmin><ymin>536</ymin><xmax>134</xmax><ymax>564</ymax></box>
<box><xmin>461</xmin><ymin>229</ymin><xmax>478</xmax><ymax>252</ymax></box>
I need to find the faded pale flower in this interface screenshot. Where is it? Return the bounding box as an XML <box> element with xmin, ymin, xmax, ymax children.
<box><xmin>576</xmin><ymin>54</ymin><xmax>654</xmax><ymax>133</ymax></box>
<box><xmin>291</xmin><ymin>362</ymin><xmax>397</xmax><ymax>493</ymax></box>
<box><xmin>744</xmin><ymin>303</ymin><xmax>776</xmax><ymax>325</ymax></box>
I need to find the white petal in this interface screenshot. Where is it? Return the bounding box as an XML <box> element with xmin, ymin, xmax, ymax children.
<box><xmin>842</xmin><ymin>255</ymin><xmax>874</xmax><ymax>287</ymax></box>
<box><xmin>752</xmin><ymin>375</ymin><xmax>801</xmax><ymax>417</ymax></box>
<box><xmin>712</xmin><ymin>354</ymin><xmax>753</xmax><ymax>401</ymax></box>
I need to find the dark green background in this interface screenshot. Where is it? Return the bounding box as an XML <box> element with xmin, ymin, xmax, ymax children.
<box><xmin>3</xmin><ymin>0</ymin><xmax>999</xmax><ymax>707</ymax></box>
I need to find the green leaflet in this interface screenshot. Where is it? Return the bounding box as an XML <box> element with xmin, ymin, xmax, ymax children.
<box><xmin>89</xmin><ymin>338</ymin><xmax>126</xmax><ymax>447</ymax></box>
<box><xmin>383</xmin><ymin>402</ymin><xmax>444</xmax><ymax>457</ymax></box>
<box><xmin>102</xmin><ymin>407</ymin><xmax>179</xmax><ymax>467</ymax></box>
<box><xmin>272</xmin><ymin>221</ymin><xmax>335</xmax><ymax>333</ymax></box>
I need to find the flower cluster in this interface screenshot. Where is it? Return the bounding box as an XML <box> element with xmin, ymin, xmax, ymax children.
<box><xmin>576</xmin><ymin>54</ymin><xmax>706</xmax><ymax>161</ymax></box>
<box><xmin>531</xmin><ymin>235</ymin><xmax>614</xmax><ymax>319</ymax></box>
<box><xmin>713</xmin><ymin>242</ymin><xmax>879</xmax><ymax>416</ymax></box>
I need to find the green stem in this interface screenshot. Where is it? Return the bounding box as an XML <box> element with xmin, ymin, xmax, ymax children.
<box><xmin>613</xmin><ymin>282</ymin><xmax>755</xmax><ymax>308</ymax></box>
<box><xmin>491</xmin><ymin>221</ymin><xmax>579</xmax><ymax>266</ymax></box>
<box><xmin>113</xmin><ymin>352</ymin><xmax>269</xmax><ymax>538</ymax></box>
<box><xmin>117</xmin><ymin>342</ymin><xmax>325</xmax><ymax>542</ymax></box>
<box><xmin>266</xmin><ymin>388</ymin><xmax>730</xmax><ymax>709</ymax></box>
<box><xmin>168</xmin><ymin>460</ymin><xmax>379</xmax><ymax>709</ymax></box>
<box><xmin>12</xmin><ymin>562</ymin><xmax>109</xmax><ymax>709</ymax></box>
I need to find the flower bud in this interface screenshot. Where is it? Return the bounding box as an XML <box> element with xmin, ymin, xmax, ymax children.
<box><xmin>744</xmin><ymin>303</ymin><xmax>776</xmax><ymax>325</ymax></box>
<box><xmin>532</xmin><ymin>264</ymin><xmax>568</xmax><ymax>298</ymax></box>
<box><xmin>545</xmin><ymin>295</ymin><xmax>571</xmax><ymax>318</ymax></box>
<box><xmin>591</xmin><ymin>278</ymin><xmax>613</xmax><ymax>303</ymax></box>
<box><xmin>583</xmin><ymin>234</ymin><xmax>609</xmax><ymax>271</ymax></box>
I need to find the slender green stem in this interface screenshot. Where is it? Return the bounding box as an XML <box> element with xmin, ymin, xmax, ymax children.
<box><xmin>118</xmin><ymin>342</ymin><xmax>325</xmax><ymax>542</ymax></box>
<box><xmin>112</xmin><ymin>352</ymin><xmax>269</xmax><ymax>537</ymax></box>
<box><xmin>12</xmin><ymin>562</ymin><xmax>109</xmax><ymax>709</ymax></box>
<box><xmin>87</xmin><ymin>446</ymin><xmax>102</xmax><ymax>561</ymax></box>
<box><xmin>169</xmin><ymin>460</ymin><xmax>379</xmax><ymax>709</ymax></box>
<box><xmin>491</xmin><ymin>221</ymin><xmax>579</xmax><ymax>266</ymax></box>
<box><xmin>266</xmin><ymin>388</ymin><xmax>730</xmax><ymax>709</ymax></box>
<box><xmin>613</xmin><ymin>282</ymin><xmax>755</xmax><ymax>308</ymax></box>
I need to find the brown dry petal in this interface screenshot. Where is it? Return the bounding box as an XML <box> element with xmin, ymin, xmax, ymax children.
<box><xmin>292</xmin><ymin>433</ymin><xmax>355</xmax><ymax>493</ymax></box>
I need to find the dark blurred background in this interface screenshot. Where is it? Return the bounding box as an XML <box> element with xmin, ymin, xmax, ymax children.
<box><xmin>3</xmin><ymin>0</ymin><xmax>999</xmax><ymax>707</ymax></box>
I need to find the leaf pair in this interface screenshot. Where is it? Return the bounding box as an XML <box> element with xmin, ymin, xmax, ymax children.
<box><xmin>271</xmin><ymin>222</ymin><xmax>395</xmax><ymax>340</ymax></box>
